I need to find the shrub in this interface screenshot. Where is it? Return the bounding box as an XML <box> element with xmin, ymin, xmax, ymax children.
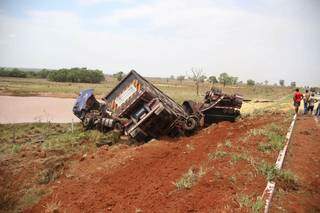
<box><xmin>247</xmin><ymin>79</ymin><xmax>255</xmax><ymax>86</ymax></box>
<box><xmin>48</xmin><ymin>68</ymin><xmax>104</xmax><ymax>83</ymax></box>
<box><xmin>113</xmin><ymin>71</ymin><xmax>124</xmax><ymax>81</ymax></box>
<box><xmin>0</xmin><ymin>68</ymin><xmax>27</xmax><ymax>78</ymax></box>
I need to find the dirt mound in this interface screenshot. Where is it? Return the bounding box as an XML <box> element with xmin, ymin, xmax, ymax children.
<box><xmin>27</xmin><ymin>113</ymin><xmax>289</xmax><ymax>212</ymax></box>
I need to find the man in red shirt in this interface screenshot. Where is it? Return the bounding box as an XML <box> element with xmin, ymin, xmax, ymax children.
<box><xmin>293</xmin><ymin>88</ymin><xmax>303</xmax><ymax>114</ymax></box>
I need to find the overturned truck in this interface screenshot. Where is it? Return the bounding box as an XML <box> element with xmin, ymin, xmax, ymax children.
<box><xmin>183</xmin><ymin>88</ymin><xmax>243</xmax><ymax>125</ymax></box>
<box><xmin>73</xmin><ymin>70</ymin><xmax>243</xmax><ymax>141</ymax></box>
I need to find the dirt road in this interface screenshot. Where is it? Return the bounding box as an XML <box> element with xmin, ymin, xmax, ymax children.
<box><xmin>0</xmin><ymin>96</ymin><xmax>79</xmax><ymax>124</ymax></box>
<box><xmin>271</xmin><ymin>115</ymin><xmax>320</xmax><ymax>212</ymax></box>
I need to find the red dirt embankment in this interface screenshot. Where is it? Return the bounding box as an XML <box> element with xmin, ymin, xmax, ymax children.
<box><xmin>271</xmin><ymin>116</ymin><xmax>320</xmax><ymax>212</ymax></box>
<box><xmin>27</xmin><ymin>113</ymin><xmax>287</xmax><ymax>212</ymax></box>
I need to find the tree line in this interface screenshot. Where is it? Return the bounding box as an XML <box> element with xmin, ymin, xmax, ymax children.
<box><xmin>47</xmin><ymin>68</ymin><xmax>104</xmax><ymax>83</ymax></box>
<box><xmin>0</xmin><ymin>67</ymin><xmax>105</xmax><ymax>83</ymax></box>
<box><xmin>170</xmin><ymin>71</ymin><xmax>294</xmax><ymax>88</ymax></box>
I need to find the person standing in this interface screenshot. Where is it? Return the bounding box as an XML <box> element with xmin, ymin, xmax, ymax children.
<box><xmin>314</xmin><ymin>93</ymin><xmax>320</xmax><ymax>117</ymax></box>
<box><xmin>303</xmin><ymin>90</ymin><xmax>310</xmax><ymax>114</ymax></box>
<box><xmin>316</xmin><ymin>100</ymin><xmax>320</xmax><ymax>116</ymax></box>
<box><xmin>307</xmin><ymin>93</ymin><xmax>317</xmax><ymax>114</ymax></box>
<box><xmin>293</xmin><ymin>88</ymin><xmax>303</xmax><ymax>114</ymax></box>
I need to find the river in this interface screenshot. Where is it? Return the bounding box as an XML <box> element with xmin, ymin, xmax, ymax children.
<box><xmin>0</xmin><ymin>96</ymin><xmax>80</xmax><ymax>124</ymax></box>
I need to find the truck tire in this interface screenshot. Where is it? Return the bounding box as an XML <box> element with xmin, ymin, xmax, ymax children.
<box><xmin>184</xmin><ymin>116</ymin><xmax>198</xmax><ymax>131</ymax></box>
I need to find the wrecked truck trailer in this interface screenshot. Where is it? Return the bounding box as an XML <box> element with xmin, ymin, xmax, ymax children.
<box><xmin>73</xmin><ymin>71</ymin><xmax>243</xmax><ymax>142</ymax></box>
<box><xmin>183</xmin><ymin>88</ymin><xmax>243</xmax><ymax>125</ymax></box>
<box><xmin>102</xmin><ymin>70</ymin><xmax>200</xmax><ymax>141</ymax></box>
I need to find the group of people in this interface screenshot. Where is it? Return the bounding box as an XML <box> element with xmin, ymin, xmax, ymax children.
<box><xmin>293</xmin><ymin>89</ymin><xmax>320</xmax><ymax>116</ymax></box>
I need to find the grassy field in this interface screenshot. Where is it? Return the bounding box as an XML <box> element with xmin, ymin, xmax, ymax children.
<box><xmin>0</xmin><ymin>76</ymin><xmax>293</xmax><ymax>104</ymax></box>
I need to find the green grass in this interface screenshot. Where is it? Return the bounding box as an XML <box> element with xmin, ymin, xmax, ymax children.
<box><xmin>277</xmin><ymin>170</ymin><xmax>297</xmax><ymax>185</ymax></box>
<box><xmin>174</xmin><ymin>166</ymin><xmax>206</xmax><ymax>190</ymax></box>
<box><xmin>276</xmin><ymin>170</ymin><xmax>299</xmax><ymax>190</ymax></box>
<box><xmin>208</xmin><ymin>151</ymin><xmax>228</xmax><ymax>160</ymax></box>
<box><xmin>0</xmin><ymin>123</ymin><xmax>121</xmax><ymax>156</ymax></box>
<box><xmin>230</xmin><ymin>153</ymin><xmax>249</xmax><ymax>164</ymax></box>
<box><xmin>236</xmin><ymin>194</ymin><xmax>265</xmax><ymax>212</ymax></box>
<box><xmin>257</xmin><ymin>160</ymin><xmax>279</xmax><ymax>181</ymax></box>
<box><xmin>257</xmin><ymin>160</ymin><xmax>299</xmax><ymax>191</ymax></box>
<box><xmin>252</xmin><ymin>197</ymin><xmax>265</xmax><ymax>213</ymax></box>
<box><xmin>244</xmin><ymin>123</ymin><xmax>286</xmax><ymax>153</ymax></box>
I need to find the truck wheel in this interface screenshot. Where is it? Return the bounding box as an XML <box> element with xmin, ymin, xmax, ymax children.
<box><xmin>184</xmin><ymin>116</ymin><xmax>197</xmax><ymax>131</ymax></box>
<box><xmin>114</xmin><ymin>122</ymin><xmax>123</xmax><ymax>133</ymax></box>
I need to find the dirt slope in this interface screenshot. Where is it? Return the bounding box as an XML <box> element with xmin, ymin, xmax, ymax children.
<box><xmin>271</xmin><ymin>116</ymin><xmax>320</xmax><ymax>212</ymax></box>
<box><xmin>26</xmin><ymin>113</ymin><xmax>289</xmax><ymax>213</ymax></box>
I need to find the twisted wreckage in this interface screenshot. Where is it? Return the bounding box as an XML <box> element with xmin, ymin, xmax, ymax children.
<box><xmin>73</xmin><ymin>70</ymin><xmax>243</xmax><ymax>142</ymax></box>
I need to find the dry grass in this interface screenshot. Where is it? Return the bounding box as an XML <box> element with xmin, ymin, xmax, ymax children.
<box><xmin>0</xmin><ymin>76</ymin><xmax>292</xmax><ymax>104</ymax></box>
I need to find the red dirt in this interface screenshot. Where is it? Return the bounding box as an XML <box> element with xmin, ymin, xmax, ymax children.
<box><xmin>271</xmin><ymin>116</ymin><xmax>320</xmax><ymax>212</ymax></box>
<box><xmin>26</xmin><ymin>113</ymin><xmax>289</xmax><ymax>212</ymax></box>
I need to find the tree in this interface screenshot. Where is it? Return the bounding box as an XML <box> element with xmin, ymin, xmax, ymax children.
<box><xmin>38</xmin><ymin>69</ymin><xmax>50</xmax><ymax>78</ymax></box>
<box><xmin>190</xmin><ymin>67</ymin><xmax>203</xmax><ymax>96</ymax></box>
<box><xmin>264</xmin><ymin>80</ymin><xmax>268</xmax><ymax>85</ymax></box>
<box><xmin>218</xmin><ymin>73</ymin><xmax>230</xmax><ymax>87</ymax></box>
<box><xmin>199</xmin><ymin>75</ymin><xmax>207</xmax><ymax>83</ymax></box>
<box><xmin>48</xmin><ymin>68</ymin><xmax>104</xmax><ymax>83</ymax></box>
<box><xmin>218</xmin><ymin>73</ymin><xmax>238</xmax><ymax>86</ymax></box>
<box><xmin>176</xmin><ymin>75</ymin><xmax>185</xmax><ymax>84</ymax></box>
<box><xmin>279</xmin><ymin>79</ymin><xmax>285</xmax><ymax>87</ymax></box>
<box><xmin>113</xmin><ymin>71</ymin><xmax>124</xmax><ymax>81</ymax></box>
<box><xmin>247</xmin><ymin>79</ymin><xmax>255</xmax><ymax>86</ymax></box>
<box><xmin>290</xmin><ymin>81</ymin><xmax>296</xmax><ymax>88</ymax></box>
<box><xmin>230</xmin><ymin>76</ymin><xmax>238</xmax><ymax>85</ymax></box>
<box><xmin>208</xmin><ymin>76</ymin><xmax>218</xmax><ymax>85</ymax></box>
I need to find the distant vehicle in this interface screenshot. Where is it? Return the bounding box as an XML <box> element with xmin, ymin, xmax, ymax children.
<box><xmin>73</xmin><ymin>70</ymin><xmax>243</xmax><ymax>142</ymax></box>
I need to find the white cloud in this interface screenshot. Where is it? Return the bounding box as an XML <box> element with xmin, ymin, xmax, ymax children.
<box><xmin>0</xmin><ymin>0</ymin><xmax>319</xmax><ymax>86</ymax></box>
<box><xmin>75</xmin><ymin>0</ymin><xmax>134</xmax><ymax>6</ymax></box>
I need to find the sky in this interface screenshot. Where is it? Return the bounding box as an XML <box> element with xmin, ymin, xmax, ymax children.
<box><xmin>0</xmin><ymin>0</ymin><xmax>319</xmax><ymax>86</ymax></box>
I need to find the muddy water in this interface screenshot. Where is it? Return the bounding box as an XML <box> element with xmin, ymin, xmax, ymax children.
<box><xmin>0</xmin><ymin>96</ymin><xmax>80</xmax><ymax>124</ymax></box>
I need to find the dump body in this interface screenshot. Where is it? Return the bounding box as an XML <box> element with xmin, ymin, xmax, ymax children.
<box><xmin>201</xmin><ymin>89</ymin><xmax>243</xmax><ymax>123</ymax></box>
<box><xmin>183</xmin><ymin>88</ymin><xmax>243</xmax><ymax>125</ymax></box>
<box><xmin>102</xmin><ymin>70</ymin><xmax>196</xmax><ymax>141</ymax></box>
